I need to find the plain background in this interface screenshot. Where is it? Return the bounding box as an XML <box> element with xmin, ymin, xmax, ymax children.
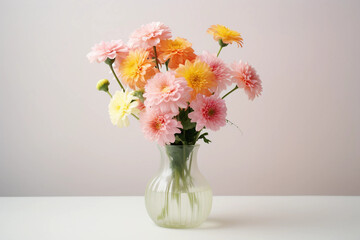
<box><xmin>0</xmin><ymin>0</ymin><xmax>359</xmax><ymax>196</ymax></box>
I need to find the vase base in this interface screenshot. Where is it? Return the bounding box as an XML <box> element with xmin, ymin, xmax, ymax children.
<box><xmin>155</xmin><ymin>222</ymin><xmax>203</xmax><ymax>229</ymax></box>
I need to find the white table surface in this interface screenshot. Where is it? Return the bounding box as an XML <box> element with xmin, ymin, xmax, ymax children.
<box><xmin>0</xmin><ymin>196</ymin><xmax>359</xmax><ymax>240</ymax></box>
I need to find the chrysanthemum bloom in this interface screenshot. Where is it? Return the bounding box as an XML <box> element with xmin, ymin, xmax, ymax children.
<box><xmin>87</xmin><ymin>40</ymin><xmax>129</xmax><ymax>63</ymax></box>
<box><xmin>128</xmin><ymin>22</ymin><xmax>172</xmax><ymax>49</ymax></box>
<box><xmin>144</xmin><ymin>72</ymin><xmax>191</xmax><ymax>115</ymax></box>
<box><xmin>198</xmin><ymin>51</ymin><xmax>231</xmax><ymax>94</ymax></box>
<box><xmin>140</xmin><ymin>110</ymin><xmax>182</xmax><ymax>146</ymax></box>
<box><xmin>176</xmin><ymin>59</ymin><xmax>216</xmax><ymax>99</ymax></box>
<box><xmin>207</xmin><ymin>24</ymin><xmax>243</xmax><ymax>47</ymax></box>
<box><xmin>108</xmin><ymin>90</ymin><xmax>140</xmax><ymax>128</ymax></box>
<box><xmin>118</xmin><ymin>48</ymin><xmax>156</xmax><ymax>90</ymax></box>
<box><xmin>188</xmin><ymin>94</ymin><xmax>227</xmax><ymax>131</ymax></box>
<box><xmin>157</xmin><ymin>37</ymin><xmax>197</xmax><ymax>69</ymax></box>
<box><xmin>231</xmin><ymin>61</ymin><xmax>262</xmax><ymax>100</ymax></box>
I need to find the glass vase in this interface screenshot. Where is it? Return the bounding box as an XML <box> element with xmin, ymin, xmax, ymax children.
<box><xmin>145</xmin><ymin>144</ymin><xmax>212</xmax><ymax>228</ymax></box>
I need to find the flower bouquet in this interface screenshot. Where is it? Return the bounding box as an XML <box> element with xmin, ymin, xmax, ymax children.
<box><xmin>88</xmin><ymin>22</ymin><xmax>262</xmax><ymax>228</ymax></box>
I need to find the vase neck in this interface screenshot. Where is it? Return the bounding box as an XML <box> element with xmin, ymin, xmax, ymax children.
<box><xmin>158</xmin><ymin>145</ymin><xmax>200</xmax><ymax>173</ymax></box>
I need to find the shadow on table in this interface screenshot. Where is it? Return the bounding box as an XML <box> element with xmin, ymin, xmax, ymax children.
<box><xmin>196</xmin><ymin>216</ymin><xmax>249</xmax><ymax>230</ymax></box>
<box><xmin>196</xmin><ymin>208</ymin><xmax>333</xmax><ymax>230</ymax></box>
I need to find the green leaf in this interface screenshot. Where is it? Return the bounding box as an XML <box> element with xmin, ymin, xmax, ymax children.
<box><xmin>198</xmin><ymin>132</ymin><xmax>211</xmax><ymax>144</ymax></box>
<box><xmin>133</xmin><ymin>90</ymin><xmax>145</xmax><ymax>102</ymax></box>
<box><xmin>175</xmin><ymin>135</ymin><xmax>185</xmax><ymax>144</ymax></box>
<box><xmin>178</xmin><ymin>108</ymin><xmax>196</xmax><ymax>130</ymax></box>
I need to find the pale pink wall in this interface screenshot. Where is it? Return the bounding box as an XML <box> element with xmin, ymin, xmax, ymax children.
<box><xmin>0</xmin><ymin>0</ymin><xmax>359</xmax><ymax>196</ymax></box>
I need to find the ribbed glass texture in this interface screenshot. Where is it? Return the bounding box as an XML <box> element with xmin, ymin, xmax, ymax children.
<box><xmin>145</xmin><ymin>145</ymin><xmax>212</xmax><ymax>228</ymax></box>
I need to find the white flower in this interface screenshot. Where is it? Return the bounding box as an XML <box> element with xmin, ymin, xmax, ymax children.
<box><xmin>108</xmin><ymin>90</ymin><xmax>140</xmax><ymax>128</ymax></box>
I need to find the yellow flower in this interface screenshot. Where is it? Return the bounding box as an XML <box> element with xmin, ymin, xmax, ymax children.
<box><xmin>108</xmin><ymin>90</ymin><xmax>140</xmax><ymax>128</ymax></box>
<box><xmin>118</xmin><ymin>49</ymin><xmax>156</xmax><ymax>90</ymax></box>
<box><xmin>176</xmin><ymin>59</ymin><xmax>216</xmax><ymax>99</ymax></box>
<box><xmin>207</xmin><ymin>24</ymin><xmax>243</xmax><ymax>47</ymax></box>
<box><xmin>157</xmin><ymin>37</ymin><xmax>197</xmax><ymax>70</ymax></box>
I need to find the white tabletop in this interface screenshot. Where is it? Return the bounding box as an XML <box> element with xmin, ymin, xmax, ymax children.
<box><xmin>0</xmin><ymin>196</ymin><xmax>359</xmax><ymax>240</ymax></box>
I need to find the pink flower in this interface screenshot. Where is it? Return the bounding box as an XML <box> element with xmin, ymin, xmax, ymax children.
<box><xmin>231</xmin><ymin>61</ymin><xmax>262</xmax><ymax>100</ymax></box>
<box><xmin>189</xmin><ymin>94</ymin><xmax>227</xmax><ymax>131</ymax></box>
<box><xmin>198</xmin><ymin>51</ymin><xmax>231</xmax><ymax>94</ymax></box>
<box><xmin>87</xmin><ymin>40</ymin><xmax>129</xmax><ymax>63</ymax></box>
<box><xmin>136</xmin><ymin>99</ymin><xmax>146</xmax><ymax>112</ymax></box>
<box><xmin>140</xmin><ymin>110</ymin><xmax>182</xmax><ymax>146</ymax></box>
<box><xmin>144</xmin><ymin>72</ymin><xmax>191</xmax><ymax>115</ymax></box>
<box><xmin>128</xmin><ymin>22</ymin><xmax>172</xmax><ymax>49</ymax></box>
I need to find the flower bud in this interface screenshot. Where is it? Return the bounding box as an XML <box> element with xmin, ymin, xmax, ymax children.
<box><xmin>96</xmin><ymin>79</ymin><xmax>110</xmax><ymax>92</ymax></box>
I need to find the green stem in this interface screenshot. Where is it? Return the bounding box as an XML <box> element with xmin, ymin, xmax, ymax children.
<box><xmin>217</xmin><ymin>46</ymin><xmax>224</xmax><ymax>57</ymax></box>
<box><xmin>165</xmin><ymin>59</ymin><xmax>170</xmax><ymax>71</ymax></box>
<box><xmin>131</xmin><ymin>113</ymin><xmax>139</xmax><ymax>120</ymax></box>
<box><xmin>222</xmin><ymin>85</ymin><xmax>239</xmax><ymax>99</ymax></box>
<box><xmin>158</xmin><ymin>146</ymin><xmax>199</xmax><ymax>221</ymax></box>
<box><xmin>106</xmin><ymin>91</ymin><xmax>112</xmax><ymax>98</ymax></box>
<box><xmin>188</xmin><ymin>151</ymin><xmax>193</xmax><ymax>177</ymax></box>
<box><xmin>183</xmin><ymin>129</ymin><xmax>186</xmax><ymax>145</ymax></box>
<box><xmin>109</xmin><ymin>64</ymin><xmax>125</xmax><ymax>92</ymax></box>
<box><xmin>194</xmin><ymin>129</ymin><xmax>203</xmax><ymax>143</ymax></box>
<box><xmin>153</xmin><ymin>46</ymin><xmax>160</xmax><ymax>70</ymax></box>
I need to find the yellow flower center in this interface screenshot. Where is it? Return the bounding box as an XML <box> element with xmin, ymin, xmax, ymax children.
<box><xmin>154</xmin><ymin>121</ymin><xmax>162</xmax><ymax>130</ymax></box>
<box><xmin>161</xmin><ymin>86</ymin><xmax>170</xmax><ymax>93</ymax></box>
<box><xmin>152</xmin><ymin>117</ymin><xmax>165</xmax><ymax>130</ymax></box>
<box><xmin>187</xmin><ymin>74</ymin><xmax>204</xmax><ymax>89</ymax></box>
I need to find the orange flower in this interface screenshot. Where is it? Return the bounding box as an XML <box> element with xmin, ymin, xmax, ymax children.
<box><xmin>207</xmin><ymin>24</ymin><xmax>243</xmax><ymax>47</ymax></box>
<box><xmin>176</xmin><ymin>59</ymin><xmax>216</xmax><ymax>99</ymax></box>
<box><xmin>118</xmin><ymin>48</ymin><xmax>156</xmax><ymax>90</ymax></box>
<box><xmin>157</xmin><ymin>37</ymin><xmax>197</xmax><ymax>70</ymax></box>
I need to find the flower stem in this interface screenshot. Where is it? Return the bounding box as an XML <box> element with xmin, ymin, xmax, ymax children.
<box><xmin>131</xmin><ymin>113</ymin><xmax>139</xmax><ymax>120</ymax></box>
<box><xmin>194</xmin><ymin>129</ymin><xmax>203</xmax><ymax>143</ymax></box>
<box><xmin>109</xmin><ymin>64</ymin><xmax>125</xmax><ymax>92</ymax></box>
<box><xmin>165</xmin><ymin>59</ymin><xmax>170</xmax><ymax>71</ymax></box>
<box><xmin>217</xmin><ymin>46</ymin><xmax>224</xmax><ymax>57</ymax></box>
<box><xmin>222</xmin><ymin>85</ymin><xmax>239</xmax><ymax>99</ymax></box>
<box><xmin>153</xmin><ymin>46</ymin><xmax>160</xmax><ymax>70</ymax></box>
<box><xmin>106</xmin><ymin>91</ymin><xmax>113</xmax><ymax>98</ymax></box>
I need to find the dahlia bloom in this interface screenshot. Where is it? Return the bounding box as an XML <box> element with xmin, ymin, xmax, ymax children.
<box><xmin>207</xmin><ymin>24</ymin><xmax>243</xmax><ymax>47</ymax></box>
<box><xmin>157</xmin><ymin>37</ymin><xmax>197</xmax><ymax>69</ymax></box>
<box><xmin>231</xmin><ymin>61</ymin><xmax>262</xmax><ymax>100</ymax></box>
<box><xmin>128</xmin><ymin>22</ymin><xmax>172</xmax><ymax>49</ymax></box>
<box><xmin>176</xmin><ymin>59</ymin><xmax>216</xmax><ymax>99</ymax></box>
<box><xmin>198</xmin><ymin>51</ymin><xmax>232</xmax><ymax>94</ymax></box>
<box><xmin>140</xmin><ymin>110</ymin><xmax>182</xmax><ymax>146</ymax></box>
<box><xmin>144</xmin><ymin>72</ymin><xmax>191</xmax><ymax>115</ymax></box>
<box><xmin>189</xmin><ymin>94</ymin><xmax>227</xmax><ymax>131</ymax></box>
<box><xmin>118</xmin><ymin>48</ymin><xmax>156</xmax><ymax>90</ymax></box>
<box><xmin>108</xmin><ymin>90</ymin><xmax>140</xmax><ymax>128</ymax></box>
<box><xmin>87</xmin><ymin>40</ymin><xmax>129</xmax><ymax>63</ymax></box>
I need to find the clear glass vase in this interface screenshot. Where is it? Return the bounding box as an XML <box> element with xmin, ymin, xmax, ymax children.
<box><xmin>145</xmin><ymin>144</ymin><xmax>212</xmax><ymax>228</ymax></box>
